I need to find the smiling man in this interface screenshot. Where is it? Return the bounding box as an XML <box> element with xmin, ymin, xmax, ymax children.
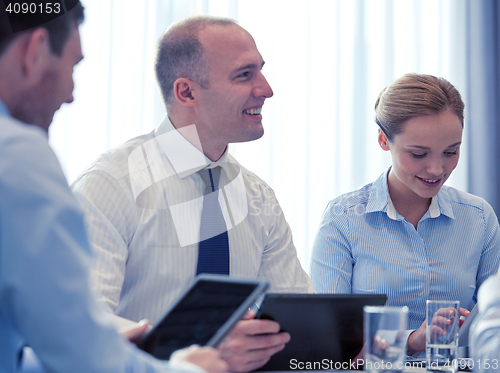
<box><xmin>71</xmin><ymin>15</ymin><xmax>313</xmax><ymax>373</ymax></box>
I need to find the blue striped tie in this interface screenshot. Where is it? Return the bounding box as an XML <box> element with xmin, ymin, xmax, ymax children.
<box><xmin>196</xmin><ymin>167</ymin><xmax>230</xmax><ymax>275</ymax></box>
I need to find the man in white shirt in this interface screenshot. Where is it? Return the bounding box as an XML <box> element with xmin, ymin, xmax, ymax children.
<box><xmin>71</xmin><ymin>15</ymin><xmax>313</xmax><ymax>373</ymax></box>
<box><xmin>469</xmin><ymin>274</ymin><xmax>500</xmax><ymax>373</ymax></box>
<box><xmin>0</xmin><ymin>2</ymin><xmax>226</xmax><ymax>373</ymax></box>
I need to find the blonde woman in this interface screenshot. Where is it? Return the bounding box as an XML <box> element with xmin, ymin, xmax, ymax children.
<box><xmin>310</xmin><ymin>73</ymin><xmax>500</xmax><ymax>353</ymax></box>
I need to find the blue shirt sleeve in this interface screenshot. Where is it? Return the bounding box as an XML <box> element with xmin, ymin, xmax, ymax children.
<box><xmin>310</xmin><ymin>201</ymin><xmax>354</xmax><ymax>294</ymax></box>
<box><xmin>0</xmin><ymin>119</ymin><xmax>188</xmax><ymax>373</ymax></box>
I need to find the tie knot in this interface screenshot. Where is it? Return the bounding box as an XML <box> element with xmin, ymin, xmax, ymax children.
<box><xmin>198</xmin><ymin>166</ymin><xmax>222</xmax><ymax>192</ymax></box>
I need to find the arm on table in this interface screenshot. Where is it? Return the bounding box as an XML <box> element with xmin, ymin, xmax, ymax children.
<box><xmin>407</xmin><ymin>307</ymin><xmax>470</xmax><ymax>352</ymax></box>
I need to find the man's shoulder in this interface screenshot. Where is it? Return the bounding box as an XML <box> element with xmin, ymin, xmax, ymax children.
<box><xmin>0</xmin><ymin>116</ymin><xmax>59</xmax><ymax>175</ymax></box>
<box><xmin>77</xmin><ymin>131</ymin><xmax>156</xmax><ymax>181</ymax></box>
<box><xmin>227</xmin><ymin>154</ymin><xmax>275</xmax><ymax>194</ymax></box>
<box><xmin>0</xmin><ymin>115</ymin><xmax>47</xmax><ymax>148</ymax></box>
<box><xmin>0</xmin><ymin>116</ymin><xmax>79</xmax><ymax>208</ymax></box>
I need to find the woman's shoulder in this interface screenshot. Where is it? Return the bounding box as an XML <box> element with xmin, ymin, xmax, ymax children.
<box><xmin>326</xmin><ymin>182</ymin><xmax>375</xmax><ymax>211</ymax></box>
<box><xmin>440</xmin><ymin>185</ymin><xmax>492</xmax><ymax>212</ymax></box>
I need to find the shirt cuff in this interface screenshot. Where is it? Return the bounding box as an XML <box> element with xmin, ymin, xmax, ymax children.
<box><xmin>402</xmin><ymin>329</ymin><xmax>422</xmax><ymax>357</ymax></box>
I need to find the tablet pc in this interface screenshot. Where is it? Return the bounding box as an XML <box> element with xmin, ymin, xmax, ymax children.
<box><xmin>255</xmin><ymin>293</ymin><xmax>387</xmax><ymax>371</ymax></box>
<box><xmin>139</xmin><ymin>274</ymin><xmax>269</xmax><ymax>360</ymax></box>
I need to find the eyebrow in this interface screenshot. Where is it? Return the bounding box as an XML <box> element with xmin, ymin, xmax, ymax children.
<box><xmin>233</xmin><ymin>61</ymin><xmax>266</xmax><ymax>73</ymax></box>
<box><xmin>408</xmin><ymin>141</ymin><xmax>462</xmax><ymax>150</ymax></box>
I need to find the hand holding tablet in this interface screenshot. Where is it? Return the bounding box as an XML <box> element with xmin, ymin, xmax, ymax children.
<box><xmin>138</xmin><ymin>274</ymin><xmax>268</xmax><ymax>360</ymax></box>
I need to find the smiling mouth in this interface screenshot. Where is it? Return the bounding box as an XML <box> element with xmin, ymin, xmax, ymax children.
<box><xmin>243</xmin><ymin>107</ymin><xmax>262</xmax><ymax>115</ymax></box>
<box><xmin>417</xmin><ymin>176</ymin><xmax>442</xmax><ymax>186</ymax></box>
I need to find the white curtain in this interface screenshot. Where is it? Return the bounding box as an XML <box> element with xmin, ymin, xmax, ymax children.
<box><xmin>50</xmin><ymin>0</ymin><xmax>468</xmax><ymax>271</ymax></box>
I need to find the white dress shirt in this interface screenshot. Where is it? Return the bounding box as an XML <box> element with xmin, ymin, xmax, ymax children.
<box><xmin>71</xmin><ymin>115</ymin><xmax>313</xmax><ymax>327</ymax></box>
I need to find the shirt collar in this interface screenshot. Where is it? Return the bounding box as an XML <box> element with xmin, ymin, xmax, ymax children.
<box><xmin>366</xmin><ymin>168</ymin><xmax>455</xmax><ymax>221</ymax></box>
<box><xmin>0</xmin><ymin>98</ymin><xmax>12</xmax><ymax>118</ymax></box>
<box><xmin>365</xmin><ymin>169</ymin><xmax>391</xmax><ymax>215</ymax></box>
<box><xmin>434</xmin><ymin>186</ymin><xmax>455</xmax><ymax>219</ymax></box>
<box><xmin>154</xmin><ymin>115</ymin><xmax>230</xmax><ymax>179</ymax></box>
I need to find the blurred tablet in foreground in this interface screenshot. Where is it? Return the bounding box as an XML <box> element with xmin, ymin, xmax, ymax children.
<box><xmin>139</xmin><ymin>274</ymin><xmax>268</xmax><ymax>359</ymax></box>
<box><xmin>256</xmin><ymin>293</ymin><xmax>387</xmax><ymax>371</ymax></box>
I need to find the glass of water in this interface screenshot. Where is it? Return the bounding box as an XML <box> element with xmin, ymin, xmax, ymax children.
<box><xmin>426</xmin><ymin>300</ymin><xmax>460</xmax><ymax>373</ymax></box>
<box><xmin>364</xmin><ymin>306</ymin><xmax>408</xmax><ymax>373</ymax></box>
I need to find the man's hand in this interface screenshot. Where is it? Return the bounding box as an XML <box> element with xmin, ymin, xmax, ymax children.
<box><xmin>217</xmin><ymin>310</ymin><xmax>290</xmax><ymax>372</ymax></box>
<box><xmin>120</xmin><ymin>319</ymin><xmax>150</xmax><ymax>344</ymax></box>
<box><xmin>407</xmin><ymin>307</ymin><xmax>470</xmax><ymax>351</ymax></box>
<box><xmin>171</xmin><ymin>345</ymin><xmax>228</xmax><ymax>373</ymax></box>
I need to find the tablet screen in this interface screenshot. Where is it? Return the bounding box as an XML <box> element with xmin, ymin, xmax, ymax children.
<box><xmin>140</xmin><ymin>274</ymin><xmax>268</xmax><ymax>360</ymax></box>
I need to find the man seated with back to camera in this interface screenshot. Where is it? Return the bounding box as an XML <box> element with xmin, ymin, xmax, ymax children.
<box><xmin>0</xmin><ymin>2</ymin><xmax>227</xmax><ymax>373</ymax></box>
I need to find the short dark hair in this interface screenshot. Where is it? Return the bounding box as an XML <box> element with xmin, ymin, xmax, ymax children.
<box><xmin>0</xmin><ymin>1</ymin><xmax>84</xmax><ymax>57</ymax></box>
<box><xmin>155</xmin><ymin>15</ymin><xmax>236</xmax><ymax>108</ymax></box>
<box><xmin>374</xmin><ymin>73</ymin><xmax>465</xmax><ymax>141</ymax></box>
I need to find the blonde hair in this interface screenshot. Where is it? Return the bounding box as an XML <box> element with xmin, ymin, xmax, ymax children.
<box><xmin>374</xmin><ymin>73</ymin><xmax>464</xmax><ymax>141</ymax></box>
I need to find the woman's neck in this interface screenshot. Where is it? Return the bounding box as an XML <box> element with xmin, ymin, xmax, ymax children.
<box><xmin>387</xmin><ymin>172</ymin><xmax>432</xmax><ymax>229</ymax></box>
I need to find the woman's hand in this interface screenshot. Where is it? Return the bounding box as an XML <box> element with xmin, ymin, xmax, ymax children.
<box><xmin>407</xmin><ymin>307</ymin><xmax>470</xmax><ymax>352</ymax></box>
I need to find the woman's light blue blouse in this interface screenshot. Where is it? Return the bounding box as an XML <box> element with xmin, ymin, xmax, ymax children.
<box><xmin>311</xmin><ymin>170</ymin><xmax>500</xmax><ymax>330</ymax></box>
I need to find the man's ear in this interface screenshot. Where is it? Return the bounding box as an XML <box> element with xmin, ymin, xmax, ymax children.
<box><xmin>21</xmin><ymin>28</ymin><xmax>51</xmax><ymax>84</ymax></box>
<box><xmin>378</xmin><ymin>129</ymin><xmax>391</xmax><ymax>151</ymax></box>
<box><xmin>173</xmin><ymin>78</ymin><xmax>197</xmax><ymax>107</ymax></box>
